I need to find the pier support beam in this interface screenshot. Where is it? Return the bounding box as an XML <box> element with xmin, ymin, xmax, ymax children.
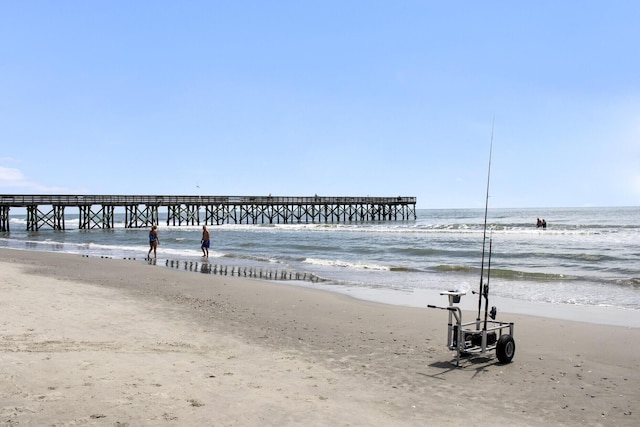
<box><xmin>78</xmin><ymin>205</ymin><xmax>115</xmax><ymax>229</ymax></box>
<box><xmin>26</xmin><ymin>205</ymin><xmax>65</xmax><ymax>231</ymax></box>
<box><xmin>167</xmin><ymin>204</ymin><xmax>199</xmax><ymax>226</ymax></box>
<box><xmin>0</xmin><ymin>205</ymin><xmax>9</xmax><ymax>232</ymax></box>
<box><xmin>125</xmin><ymin>205</ymin><xmax>158</xmax><ymax>228</ymax></box>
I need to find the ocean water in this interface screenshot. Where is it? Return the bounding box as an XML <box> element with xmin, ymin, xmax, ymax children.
<box><xmin>2</xmin><ymin>207</ymin><xmax>639</xmax><ymax>316</ymax></box>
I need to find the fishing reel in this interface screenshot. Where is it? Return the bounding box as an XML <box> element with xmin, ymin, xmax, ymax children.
<box><xmin>472</xmin><ymin>285</ymin><xmax>497</xmax><ymax>320</ymax></box>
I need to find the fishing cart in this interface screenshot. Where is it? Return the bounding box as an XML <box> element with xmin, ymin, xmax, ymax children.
<box><xmin>428</xmin><ymin>288</ymin><xmax>515</xmax><ymax>367</ymax></box>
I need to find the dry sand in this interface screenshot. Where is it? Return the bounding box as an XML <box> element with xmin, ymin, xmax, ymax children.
<box><xmin>1</xmin><ymin>248</ymin><xmax>638</xmax><ymax>426</ymax></box>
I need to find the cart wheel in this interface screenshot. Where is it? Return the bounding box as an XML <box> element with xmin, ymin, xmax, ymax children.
<box><xmin>496</xmin><ymin>334</ymin><xmax>515</xmax><ymax>363</ymax></box>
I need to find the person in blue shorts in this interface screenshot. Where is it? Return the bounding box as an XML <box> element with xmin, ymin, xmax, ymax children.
<box><xmin>201</xmin><ymin>225</ymin><xmax>210</xmax><ymax>257</ymax></box>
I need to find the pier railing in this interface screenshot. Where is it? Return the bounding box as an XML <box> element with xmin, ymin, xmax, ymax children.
<box><xmin>0</xmin><ymin>194</ymin><xmax>417</xmax><ymax>231</ymax></box>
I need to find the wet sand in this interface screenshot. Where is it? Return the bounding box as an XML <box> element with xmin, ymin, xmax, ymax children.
<box><xmin>1</xmin><ymin>248</ymin><xmax>638</xmax><ymax>426</ymax></box>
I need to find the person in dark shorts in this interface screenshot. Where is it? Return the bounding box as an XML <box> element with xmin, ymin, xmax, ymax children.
<box><xmin>201</xmin><ymin>225</ymin><xmax>210</xmax><ymax>257</ymax></box>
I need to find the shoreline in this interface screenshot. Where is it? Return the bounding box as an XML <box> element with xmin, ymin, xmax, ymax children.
<box><xmin>288</xmin><ymin>280</ymin><xmax>640</xmax><ymax>329</ymax></box>
<box><xmin>6</xmin><ymin>246</ymin><xmax>639</xmax><ymax>329</ymax></box>
<box><xmin>1</xmin><ymin>248</ymin><xmax>639</xmax><ymax>425</ymax></box>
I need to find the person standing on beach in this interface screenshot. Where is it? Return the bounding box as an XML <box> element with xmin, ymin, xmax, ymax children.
<box><xmin>147</xmin><ymin>225</ymin><xmax>159</xmax><ymax>259</ymax></box>
<box><xmin>201</xmin><ymin>225</ymin><xmax>210</xmax><ymax>258</ymax></box>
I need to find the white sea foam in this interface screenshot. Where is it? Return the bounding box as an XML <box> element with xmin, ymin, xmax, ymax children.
<box><xmin>3</xmin><ymin>207</ymin><xmax>639</xmax><ymax>316</ymax></box>
<box><xmin>303</xmin><ymin>257</ymin><xmax>390</xmax><ymax>271</ymax></box>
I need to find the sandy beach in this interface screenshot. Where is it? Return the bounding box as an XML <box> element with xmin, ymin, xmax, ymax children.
<box><xmin>1</xmin><ymin>248</ymin><xmax>638</xmax><ymax>426</ymax></box>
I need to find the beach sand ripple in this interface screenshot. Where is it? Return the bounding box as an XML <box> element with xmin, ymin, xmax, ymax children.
<box><xmin>1</xmin><ymin>249</ymin><xmax>638</xmax><ymax>426</ymax></box>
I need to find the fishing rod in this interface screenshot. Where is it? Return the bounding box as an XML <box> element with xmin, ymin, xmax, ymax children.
<box><xmin>429</xmin><ymin>118</ymin><xmax>516</xmax><ymax>366</ymax></box>
<box><xmin>484</xmin><ymin>233</ymin><xmax>493</xmax><ymax>330</ymax></box>
<box><xmin>477</xmin><ymin>119</ymin><xmax>494</xmax><ymax>327</ymax></box>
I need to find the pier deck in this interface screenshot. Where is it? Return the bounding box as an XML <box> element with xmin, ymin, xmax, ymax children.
<box><xmin>0</xmin><ymin>195</ymin><xmax>417</xmax><ymax>231</ymax></box>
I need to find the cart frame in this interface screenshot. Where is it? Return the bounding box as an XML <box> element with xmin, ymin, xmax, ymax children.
<box><xmin>428</xmin><ymin>290</ymin><xmax>515</xmax><ymax>367</ymax></box>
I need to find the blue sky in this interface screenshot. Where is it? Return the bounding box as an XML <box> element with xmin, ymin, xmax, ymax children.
<box><xmin>1</xmin><ymin>1</ymin><xmax>638</xmax><ymax>209</ymax></box>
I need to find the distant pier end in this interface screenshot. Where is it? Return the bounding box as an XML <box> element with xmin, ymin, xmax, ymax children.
<box><xmin>0</xmin><ymin>195</ymin><xmax>417</xmax><ymax>231</ymax></box>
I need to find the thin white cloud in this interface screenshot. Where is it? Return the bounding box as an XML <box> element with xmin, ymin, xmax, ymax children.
<box><xmin>0</xmin><ymin>166</ymin><xmax>72</xmax><ymax>193</ymax></box>
<box><xmin>0</xmin><ymin>166</ymin><xmax>27</xmax><ymax>185</ymax></box>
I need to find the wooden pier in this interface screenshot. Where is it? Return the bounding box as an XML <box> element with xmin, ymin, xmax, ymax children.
<box><xmin>0</xmin><ymin>195</ymin><xmax>417</xmax><ymax>231</ymax></box>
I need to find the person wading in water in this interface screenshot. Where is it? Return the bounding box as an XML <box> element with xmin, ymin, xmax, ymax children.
<box><xmin>201</xmin><ymin>225</ymin><xmax>210</xmax><ymax>258</ymax></box>
<box><xmin>147</xmin><ymin>225</ymin><xmax>159</xmax><ymax>259</ymax></box>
